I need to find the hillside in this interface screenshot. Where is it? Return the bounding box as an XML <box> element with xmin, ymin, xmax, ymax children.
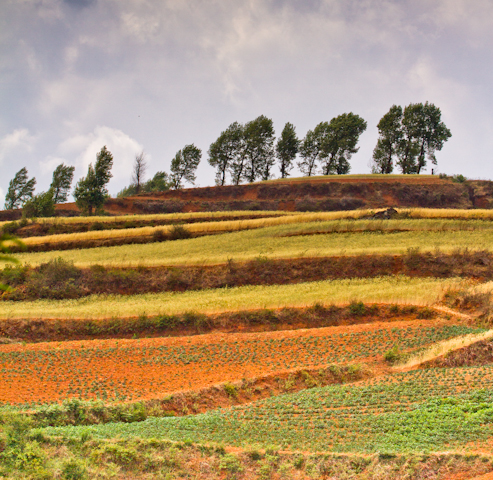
<box><xmin>104</xmin><ymin>175</ymin><xmax>493</xmax><ymax>216</ymax></box>
<box><xmin>3</xmin><ymin>174</ymin><xmax>493</xmax><ymax>221</ymax></box>
<box><xmin>3</xmin><ymin>201</ymin><xmax>493</xmax><ymax>477</ymax></box>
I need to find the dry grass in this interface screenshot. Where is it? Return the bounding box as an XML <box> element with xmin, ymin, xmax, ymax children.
<box><xmin>8</xmin><ymin>215</ymin><xmax>493</xmax><ymax>250</ymax></box>
<box><xmin>0</xmin><ymin>276</ymin><xmax>465</xmax><ymax>319</ymax></box>
<box><xmin>8</xmin><ymin>221</ymin><xmax>493</xmax><ymax>268</ymax></box>
<box><xmin>0</xmin><ymin>210</ymin><xmax>291</xmax><ymax>229</ymax></box>
<box><xmin>395</xmin><ymin>329</ymin><xmax>493</xmax><ymax>369</ymax></box>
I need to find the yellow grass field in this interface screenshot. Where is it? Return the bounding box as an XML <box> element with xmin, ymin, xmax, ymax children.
<box><xmin>6</xmin><ymin>221</ymin><xmax>493</xmax><ymax>267</ymax></box>
<box><xmin>0</xmin><ymin>276</ymin><xmax>465</xmax><ymax>319</ymax></box>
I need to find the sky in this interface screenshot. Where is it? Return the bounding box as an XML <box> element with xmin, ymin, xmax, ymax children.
<box><xmin>1</xmin><ymin>0</ymin><xmax>493</xmax><ymax>202</ymax></box>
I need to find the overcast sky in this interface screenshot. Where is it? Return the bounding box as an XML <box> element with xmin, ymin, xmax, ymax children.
<box><xmin>1</xmin><ymin>0</ymin><xmax>493</xmax><ymax>201</ymax></box>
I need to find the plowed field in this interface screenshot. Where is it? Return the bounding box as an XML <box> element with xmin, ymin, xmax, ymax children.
<box><xmin>0</xmin><ymin>320</ymin><xmax>481</xmax><ymax>406</ymax></box>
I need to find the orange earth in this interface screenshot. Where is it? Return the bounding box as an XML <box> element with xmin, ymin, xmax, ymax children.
<box><xmin>0</xmin><ymin>319</ymin><xmax>468</xmax><ymax>405</ymax></box>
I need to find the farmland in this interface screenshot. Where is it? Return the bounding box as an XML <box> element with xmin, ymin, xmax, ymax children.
<box><xmin>3</xmin><ymin>178</ymin><xmax>493</xmax><ymax>478</ymax></box>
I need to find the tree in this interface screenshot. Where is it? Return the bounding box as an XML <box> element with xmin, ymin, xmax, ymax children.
<box><xmin>208</xmin><ymin>122</ymin><xmax>245</xmax><ymax>186</ymax></box>
<box><xmin>117</xmin><ymin>171</ymin><xmax>171</xmax><ymax>198</ymax></box>
<box><xmin>23</xmin><ymin>189</ymin><xmax>55</xmax><ymax>218</ymax></box>
<box><xmin>73</xmin><ymin>146</ymin><xmax>114</xmax><ymax>215</ymax></box>
<box><xmin>318</xmin><ymin>113</ymin><xmax>367</xmax><ymax>175</ymax></box>
<box><xmin>372</xmin><ymin>105</ymin><xmax>404</xmax><ymax>174</ymax></box>
<box><xmin>50</xmin><ymin>163</ymin><xmax>75</xmax><ymax>204</ymax></box>
<box><xmin>170</xmin><ymin>144</ymin><xmax>201</xmax><ymax>189</ymax></box>
<box><xmin>131</xmin><ymin>152</ymin><xmax>147</xmax><ymax>194</ymax></box>
<box><xmin>4</xmin><ymin>168</ymin><xmax>36</xmax><ymax>210</ymax></box>
<box><xmin>397</xmin><ymin>102</ymin><xmax>452</xmax><ymax>174</ymax></box>
<box><xmin>243</xmin><ymin>115</ymin><xmax>275</xmax><ymax>182</ymax></box>
<box><xmin>298</xmin><ymin>130</ymin><xmax>319</xmax><ymax>177</ymax></box>
<box><xmin>276</xmin><ymin>122</ymin><xmax>299</xmax><ymax>178</ymax></box>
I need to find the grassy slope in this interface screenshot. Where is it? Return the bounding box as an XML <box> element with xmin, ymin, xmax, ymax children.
<box><xmin>0</xmin><ymin>276</ymin><xmax>465</xmax><ymax>319</ymax></box>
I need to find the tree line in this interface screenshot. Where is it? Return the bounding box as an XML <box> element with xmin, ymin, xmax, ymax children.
<box><xmin>3</xmin><ymin>101</ymin><xmax>451</xmax><ymax>215</ymax></box>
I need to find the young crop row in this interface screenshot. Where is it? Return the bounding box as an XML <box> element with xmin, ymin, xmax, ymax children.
<box><xmin>8</xmin><ymin>220</ymin><xmax>493</xmax><ymax>268</ymax></box>
<box><xmin>44</xmin><ymin>364</ymin><xmax>493</xmax><ymax>454</ymax></box>
<box><xmin>0</xmin><ymin>276</ymin><xmax>464</xmax><ymax>319</ymax></box>
<box><xmin>0</xmin><ymin>320</ymin><xmax>480</xmax><ymax>407</ymax></box>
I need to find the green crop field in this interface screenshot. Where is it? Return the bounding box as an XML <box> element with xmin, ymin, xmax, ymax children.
<box><xmin>44</xmin><ymin>364</ymin><xmax>493</xmax><ymax>454</ymax></box>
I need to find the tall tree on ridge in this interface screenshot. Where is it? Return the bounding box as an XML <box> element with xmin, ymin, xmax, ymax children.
<box><xmin>208</xmin><ymin>122</ymin><xmax>245</xmax><ymax>186</ymax></box>
<box><xmin>4</xmin><ymin>167</ymin><xmax>36</xmax><ymax>210</ymax></box>
<box><xmin>276</xmin><ymin>122</ymin><xmax>300</xmax><ymax>178</ymax></box>
<box><xmin>243</xmin><ymin>115</ymin><xmax>275</xmax><ymax>183</ymax></box>
<box><xmin>50</xmin><ymin>163</ymin><xmax>75</xmax><ymax>203</ymax></box>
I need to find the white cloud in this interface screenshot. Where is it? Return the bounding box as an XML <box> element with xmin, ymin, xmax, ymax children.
<box><xmin>0</xmin><ymin>129</ymin><xmax>38</xmax><ymax>166</ymax></box>
<box><xmin>58</xmin><ymin>126</ymin><xmax>144</xmax><ymax>192</ymax></box>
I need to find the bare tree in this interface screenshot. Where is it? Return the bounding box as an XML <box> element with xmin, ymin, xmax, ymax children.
<box><xmin>132</xmin><ymin>151</ymin><xmax>147</xmax><ymax>194</ymax></box>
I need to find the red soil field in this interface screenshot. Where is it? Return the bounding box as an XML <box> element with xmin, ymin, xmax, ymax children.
<box><xmin>0</xmin><ymin>318</ymin><xmax>469</xmax><ymax>406</ymax></box>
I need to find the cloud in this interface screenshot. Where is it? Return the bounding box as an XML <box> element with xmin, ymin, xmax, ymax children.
<box><xmin>58</xmin><ymin>126</ymin><xmax>144</xmax><ymax>192</ymax></box>
<box><xmin>0</xmin><ymin>129</ymin><xmax>38</xmax><ymax>166</ymax></box>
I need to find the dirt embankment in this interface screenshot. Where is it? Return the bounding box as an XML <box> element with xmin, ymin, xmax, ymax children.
<box><xmin>3</xmin><ymin>250</ymin><xmax>492</xmax><ymax>302</ymax></box>
<box><xmin>1</xmin><ymin>177</ymin><xmax>492</xmax><ymax>219</ymax></box>
<box><xmin>105</xmin><ymin>177</ymin><xmax>477</xmax><ymax>215</ymax></box>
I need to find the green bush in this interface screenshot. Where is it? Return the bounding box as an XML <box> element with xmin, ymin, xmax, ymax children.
<box><xmin>169</xmin><ymin>224</ymin><xmax>191</xmax><ymax>240</ymax></box>
<box><xmin>349</xmin><ymin>301</ymin><xmax>366</xmax><ymax>316</ymax></box>
<box><xmin>61</xmin><ymin>458</ymin><xmax>87</xmax><ymax>480</ymax></box>
<box><xmin>23</xmin><ymin>190</ymin><xmax>55</xmax><ymax>218</ymax></box>
<box><xmin>384</xmin><ymin>345</ymin><xmax>404</xmax><ymax>364</ymax></box>
<box><xmin>219</xmin><ymin>453</ymin><xmax>243</xmax><ymax>473</ymax></box>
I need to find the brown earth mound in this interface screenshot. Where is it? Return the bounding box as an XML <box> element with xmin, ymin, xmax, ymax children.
<box><xmin>1</xmin><ymin>176</ymin><xmax>492</xmax><ymax>219</ymax></box>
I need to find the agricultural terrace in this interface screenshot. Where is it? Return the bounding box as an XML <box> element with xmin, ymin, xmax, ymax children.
<box><xmin>0</xmin><ymin>320</ymin><xmax>482</xmax><ymax>406</ymax></box>
<box><xmin>45</xmin><ymin>364</ymin><xmax>493</xmax><ymax>454</ymax></box>
<box><xmin>3</xmin><ymin>203</ymin><xmax>493</xmax><ymax>476</ymax></box>
<box><xmin>0</xmin><ymin>276</ymin><xmax>464</xmax><ymax>319</ymax></box>
<box><xmin>6</xmin><ymin>217</ymin><xmax>493</xmax><ymax>267</ymax></box>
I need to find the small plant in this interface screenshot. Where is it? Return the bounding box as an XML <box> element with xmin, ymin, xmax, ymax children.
<box><xmin>224</xmin><ymin>383</ymin><xmax>238</xmax><ymax>399</ymax></box>
<box><xmin>384</xmin><ymin>345</ymin><xmax>404</xmax><ymax>364</ymax></box>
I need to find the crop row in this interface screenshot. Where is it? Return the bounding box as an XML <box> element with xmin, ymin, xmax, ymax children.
<box><xmin>0</xmin><ymin>320</ymin><xmax>480</xmax><ymax>406</ymax></box>
<box><xmin>44</xmin><ymin>364</ymin><xmax>493</xmax><ymax>454</ymax></box>
<box><xmin>0</xmin><ymin>276</ymin><xmax>464</xmax><ymax>319</ymax></box>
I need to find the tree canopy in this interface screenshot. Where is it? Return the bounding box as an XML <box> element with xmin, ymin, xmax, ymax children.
<box><xmin>373</xmin><ymin>102</ymin><xmax>451</xmax><ymax>174</ymax></box>
<box><xmin>243</xmin><ymin>115</ymin><xmax>275</xmax><ymax>182</ymax></box>
<box><xmin>208</xmin><ymin>122</ymin><xmax>245</xmax><ymax>186</ymax></box>
<box><xmin>4</xmin><ymin>168</ymin><xmax>36</xmax><ymax>210</ymax></box>
<box><xmin>170</xmin><ymin>144</ymin><xmax>202</xmax><ymax>189</ymax></box>
<box><xmin>50</xmin><ymin>163</ymin><xmax>75</xmax><ymax>204</ymax></box>
<box><xmin>276</xmin><ymin>122</ymin><xmax>299</xmax><ymax>178</ymax></box>
<box><xmin>73</xmin><ymin>146</ymin><xmax>114</xmax><ymax>215</ymax></box>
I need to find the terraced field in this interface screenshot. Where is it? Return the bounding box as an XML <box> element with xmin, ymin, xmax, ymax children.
<box><xmin>2</xmin><ymin>203</ymin><xmax>493</xmax><ymax>478</ymax></box>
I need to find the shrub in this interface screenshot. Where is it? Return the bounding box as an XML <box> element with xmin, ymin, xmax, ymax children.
<box><xmin>169</xmin><ymin>224</ymin><xmax>191</xmax><ymax>240</ymax></box>
<box><xmin>61</xmin><ymin>459</ymin><xmax>87</xmax><ymax>480</ymax></box>
<box><xmin>349</xmin><ymin>301</ymin><xmax>366</xmax><ymax>316</ymax></box>
<box><xmin>23</xmin><ymin>190</ymin><xmax>55</xmax><ymax>218</ymax></box>
<box><xmin>26</xmin><ymin>258</ymin><xmax>83</xmax><ymax>299</ymax></box>
<box><xmin>452</xmin><ymin>174</ymin><xmax>467</xmax><ymax>183</ymax></box>
<box><xmin>224</xmin><ymin>383</ymin><xmax>238</xmax><ymax>398</ymax></box>
<box><xmin>219</xmin><ymin>453</ymin><xmax>243</xmax><ymax>473</ymax></box>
